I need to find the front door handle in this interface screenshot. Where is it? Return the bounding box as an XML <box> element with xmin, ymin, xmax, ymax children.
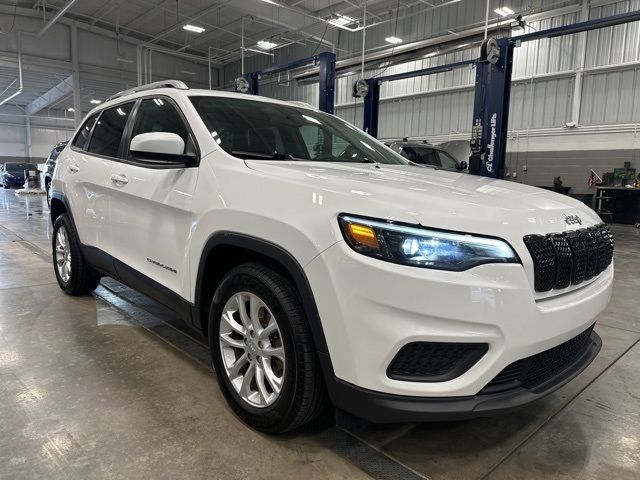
<box><xmin>68</xmin><ymin>164</ymin><xmax>80</xmax><ymax>173</ymax></box>
<box><xmin>110</xmin><ymin>173</ymin><xmax>129</xmax><ymax>185</ymax></box>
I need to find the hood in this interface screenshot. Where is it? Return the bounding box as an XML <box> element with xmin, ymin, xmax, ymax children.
<box><xmin>245</xmin><ymin>161</ymin><xmax>600</xmax><ymax>239</ymax></box>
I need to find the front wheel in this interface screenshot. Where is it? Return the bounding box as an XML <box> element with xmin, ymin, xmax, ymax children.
<box><xmin>52</xmin><ymin>214</ymin><xmax>101</xmax><ymax>295</ymax></box>
<box><xmin>209</xmin><ymin>263</ymin><xmax>328</xmax><ymax>433</ymax></box>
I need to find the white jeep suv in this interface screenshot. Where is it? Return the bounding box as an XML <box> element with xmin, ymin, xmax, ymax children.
<box><xmin>50</xmin><ymin>80</ymin><xmax>613</xmax><ymax>433</ymax></box>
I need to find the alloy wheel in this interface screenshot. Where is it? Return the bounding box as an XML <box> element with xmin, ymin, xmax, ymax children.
<box><xmin>55</xmin><ymin>226</ymin><xmax>71</xmax><ymax>283</ymax></box>
<box><xmin>219</xmin><ymin>292</ymin><xmax>285</xmax><ymax>408</ymax></box>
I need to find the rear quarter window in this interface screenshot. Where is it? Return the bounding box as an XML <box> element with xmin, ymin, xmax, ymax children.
<box><xmin>72</xmin><ymin>114</ymin><xmax>99</xmax><ymax>150</ymax></box>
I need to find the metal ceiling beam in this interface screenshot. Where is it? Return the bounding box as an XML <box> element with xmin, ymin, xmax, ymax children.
<box><xmin>25</xmin><ymin>74</ymin><xmax>73</xmax><ymax>115</ymax></box>
<box><xmin>38</xmin><ymin>0</ymin><xmax>77</xmax><ymax>36</ymax></box>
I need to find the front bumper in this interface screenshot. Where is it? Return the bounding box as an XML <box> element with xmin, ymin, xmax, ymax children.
<box><xmin>321</xmin><ymin>329</ymin><xmax>601</xmax><ymax>422</ymax></box>
<box><xmin>305</xmin><ymin>241</ymin><xmax>612</xmax><ymax>403</ymax></box>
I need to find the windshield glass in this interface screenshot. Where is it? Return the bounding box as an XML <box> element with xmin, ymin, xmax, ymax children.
<box><xmin>190</xmin><ymin>96</ymin><xmax>409</xmax><ymax>165</ymax></box>
<box><xmin>6</xmin><ymin>163</ymin><xmax>36</xmax><ymax>172</ymax></box>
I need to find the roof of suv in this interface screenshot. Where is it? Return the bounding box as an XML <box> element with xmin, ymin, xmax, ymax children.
<box><xmin>91</xmin><ymin>80</ymin><xmax>318</xmax><ymax>117</ymax></box>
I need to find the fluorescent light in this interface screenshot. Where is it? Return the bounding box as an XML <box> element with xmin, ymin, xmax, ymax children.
<box><xmin>116</xmin><ymin>57</ymin><xmax>134</xmax><ymax>64</ymax></box>
<box><xmin>257</xmin><ymin>40</ymin><xmax>278</xmax><ymax>50</ymax></box>
<box><xmin>385</xmin><ymin>36</ymin><xmax>403</xmax><ymax>45</ymax></box>
<box><xmin>180</xmin><ymin>70</ymin><xmax>196</xmax><ymax>75</ymax></box>
<box><xmin>327</xmin><ymin>14</ymin><xmax>355</xmax><ymax>28</ymax></box>
<box><xmin>183</xmin><ymin>24</ymin><xmax>205</xmax><ymax>33</ymax></box>
<box><xmin>89</xmin><ymin>99</ymin><xmax>101</xmax><ymax>104</ymax></box>
<box><xmin>67</xmin><ymin>107</ymin><xmax>75</xmax><ymax>112</ymax></box>
<box><xmin>260</xmin><ymin>0</ymin><xmax>278</xmax><ymax>4</ymax></box>
<box><xmin>494</xmin><ymin>6</ymin><xmax>514</xmax><ymax>16</ymax></box>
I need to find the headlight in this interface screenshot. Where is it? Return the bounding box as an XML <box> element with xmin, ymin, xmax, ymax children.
<box><xmin>338</xmin><ymin>214</ymin><xmax>519</xmax><ymax>271</ymax></box>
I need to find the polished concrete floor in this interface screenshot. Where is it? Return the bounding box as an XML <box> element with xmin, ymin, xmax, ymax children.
<box><xmin>0</xmin><ymin>188</ymin><xmax>639</xmax><ymax>480</ymax></box>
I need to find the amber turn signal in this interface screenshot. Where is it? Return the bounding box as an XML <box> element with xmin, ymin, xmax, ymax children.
<box><xmin>346</xmin><ymin>223</ymin><xmax>379</xmax><ymax>249</ymax></box>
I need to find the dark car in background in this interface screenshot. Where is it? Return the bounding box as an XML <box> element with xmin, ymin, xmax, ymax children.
<box><xmin>386</xmin><ymin>140</ymin><xmax>468</xmax><ymax>172</ymax></box>
<box><xmin>44</xmin><ymin>141</ymin><xmax>68</xmax><ymax>206</ymax></box>
<box><xmin>1</xmin><ymin>162</ymin><xmax>38</xmax><ymax>189</ymax></box>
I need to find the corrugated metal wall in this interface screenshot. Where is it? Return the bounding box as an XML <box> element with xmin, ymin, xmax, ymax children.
<box><xmin>236</xmin><ymin>0</ymin><xmax>640</xmax><ymax>140</ymax></box>
<box><xmin>580</xmin><ymin>0</ymin><xmax>640</xmax><ymax>125</ymax></box>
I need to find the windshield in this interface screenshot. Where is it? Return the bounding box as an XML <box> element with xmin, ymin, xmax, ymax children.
<box><xmin>6</xmin><ymin>163</ymin><xmax>36</xmax><ymax>172</ymax></box>
<box><xmin>190</xmin><ymin>96</ymin><xmax>409</xmax><ymax>165</ymax></box>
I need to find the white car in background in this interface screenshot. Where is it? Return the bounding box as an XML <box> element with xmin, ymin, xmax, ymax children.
<box><xmin>50</xmin><ymin>80</ymin><xmax>613</xmax><ymax>433</ymax></box>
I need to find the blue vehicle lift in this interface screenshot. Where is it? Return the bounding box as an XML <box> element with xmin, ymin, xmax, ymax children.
<box><xmin>244</xmin><ymin>52</ymin><xmax>336</xmax><ymax>114</ymax></box>
<box><xmin>362</xmin><ymin>60</ymin><xmax>477</xmax><ymax>138</ymax></box>
<box><xmin>470</xmin><ymin>9</ymin><xmax>640</xmax><ymax>178</ymax></box>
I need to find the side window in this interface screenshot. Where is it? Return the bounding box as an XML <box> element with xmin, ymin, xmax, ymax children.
<box><xmin>130</xmin><ymin>98</ymin><xmax>189</xmax><ymax>152</ymax></box>
<box><xmin>399</xmin><ymin>147</ymin><xmax>417</xmax><ymax>162</ymax></box>
<box><xmin>87</xmin><ymin>102</ymin><xmax>134</xmax><ymax>157</ymax></box>
<box><xmin>413</xmin><ymin>147</ymin><xmax>438</xmax><ymax>166</ymax></box>
<box><xmin>437</xmin><ymin>150</ymin><xmax>460</xmax><ymax>170</ymax></box>
<box><xmin>72</xmin><ymin>114</ymin><xmax>99</xmax><ymax>150</ymax></box>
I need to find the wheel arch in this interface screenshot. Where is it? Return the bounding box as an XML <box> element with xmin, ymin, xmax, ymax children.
<box><xmin>194</xmin><ymin>232</ymin><xmax>331</xmax><ymax>358</ymax></box>
<box><xmin>50</xmin><ymin>192</ymin><xmax>70</xmax><ymax>225</ymax></box>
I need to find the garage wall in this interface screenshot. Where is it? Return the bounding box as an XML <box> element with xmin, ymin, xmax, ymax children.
<box><xmin>505</xmin><ymin>148</ymin><xmax>640</xmax><ymax>194</ymax></box>
<box><xmin>236</xmin><ymin>0</ymin><xmax>640</xmax><ymax>138</ymax></box>
<box><xmin>0</xmin><ymin>13</ymin><xmax>213</xmax><ymax>163</ymax></box>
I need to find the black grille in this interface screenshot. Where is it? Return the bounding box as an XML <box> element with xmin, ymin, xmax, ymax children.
<box><xmin>524</xmin><ymin>223</ymin><xmax>613</xmax><ymax>292</ymax></box>
<box><xmin>481</xmin><ymin>324</ymin><xmax>595</xmax><ymax>394</ymax></box>
<box><xmin>387</xmin><ymin>342</ymin><xmax>488</xmax><ymax>382</ymax></box>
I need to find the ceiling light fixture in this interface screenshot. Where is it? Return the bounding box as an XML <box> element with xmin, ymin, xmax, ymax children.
<box><xmin>259</xmin><ymin>0</ymin><xmax>278</xmax><ymax>4</ymax></box>
<box><xmin>116</xmin><ymin>57</ymin><xmax>134</xmax><ymax>64</ymax></box>
<box><xmin>494</xmin><ymin>6</ymin><xmax>514</xmax><ymax>16</ymax></box>
<box><xmin>326</xmin><ymin>14</ymin><xmax>360</xmax><ymax>30</ymax></box>
<box><xmin>67</xmin><ymin>107</ymin><xmax>75</xmax><ymax>112</ymax></box>
<box><xmin>89</xmin><ymin>99</ymin><xmax>101</xmax><ymax>104</ymax></box>
<box><xmin>385</xmin><ymin>36</ymin><xmax>403</xmax><ymax>44</ymax></box>
<box><xmin>257</xmin><ymin>39</ymin><xmax>278</xmax><ymax>50</ymax></box>
<box><xmin>183</xmin><ymin>24</ymin><xmax>205</xmax><ymax>33</ymax></box>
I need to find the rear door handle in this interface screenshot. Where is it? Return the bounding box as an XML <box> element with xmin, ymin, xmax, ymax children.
<box><xmin>110</xmin><ymin>173</ymin><xmax>129</xmax><ymax>185</ymax></box>
<box><xmin>68</xmin><ymin>164</ymin><xmax>80</xmax><ymax>173</ymax></box>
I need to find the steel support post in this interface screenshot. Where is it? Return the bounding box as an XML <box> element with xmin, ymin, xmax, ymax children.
<box><xmin>317</xmin><ymin>52</ymin><xmax>336</xmax><ymax>114</ymax></box>
<box><xmin>363</xmin><ymin>78</ymin><xmax>380</xmax><ymax>137</ymax></box>
<box><xmin>469</xmin><ymin>38</ymin><xmax>514</xmax><ymax>179</ymax></box>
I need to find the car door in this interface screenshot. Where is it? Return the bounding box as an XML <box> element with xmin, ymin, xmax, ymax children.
<box><xmin>105</xmin><ymin>96</ymin><xmax>199</xmax><ymax>300</ymax></box>
<box><xmin>64</xmin><ymin>104</ymin><xmax>135</xmax><ymax>256</ymax></box>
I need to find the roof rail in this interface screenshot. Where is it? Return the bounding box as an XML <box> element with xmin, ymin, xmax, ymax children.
<box><xmin>106</xmin><ymin>80</ymin><xmax>189</xmax><ymax>102</ymax></box>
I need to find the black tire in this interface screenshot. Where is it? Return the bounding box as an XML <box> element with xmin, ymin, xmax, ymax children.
<box><xmin>209</xmin><ymin>263</ymin><xmax>328</xmax><ymax>433</ymax></box>
<box><xmin>52</xmin><ymin>213</ymin><xmax>101</xmax><ymax>295</ymax></box>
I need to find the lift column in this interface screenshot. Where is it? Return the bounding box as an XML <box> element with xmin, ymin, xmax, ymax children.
<box><xmin>242</xmin><ymin>52</ymin><xmax>336</xmax><ymax>114</ymax></box>
<box><xmin>468</xmin><ymin>37</ymin><xmax>514</xmax><ymax>179</ymax></box>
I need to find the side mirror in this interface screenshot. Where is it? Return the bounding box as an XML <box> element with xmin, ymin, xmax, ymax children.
<box><xmin>458</xmin><ymin>160</ymin><xmax>468</xmax><ymax>171</ymax></box>
<box><xmin>130</xmin><ymin>132</ymin><xmax>185</xmax><ymax>156</ymax></box>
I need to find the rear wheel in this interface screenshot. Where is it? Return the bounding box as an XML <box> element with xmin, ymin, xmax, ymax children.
<box><xmin>52</xmin><ymin>214</ymin><xmax>101</xmax><ymax>295</ymax></box>
<box><xmin>209</xmin><ymin>263</ymin><xmax>328</xmax><ymax>433</ymax></box>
